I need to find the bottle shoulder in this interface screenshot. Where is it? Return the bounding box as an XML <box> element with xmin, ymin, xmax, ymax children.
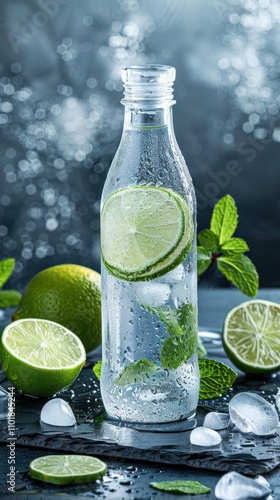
<box><xmin>102</xmin><ymin>127</ymin><xmax>196</xmax><ymax>213</ymax></box>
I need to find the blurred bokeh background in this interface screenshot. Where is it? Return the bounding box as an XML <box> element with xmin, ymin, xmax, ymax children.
<box><xmin>0</xmin><ymin>0</ymin><xmax>279</xmax><ymax>290</ymax></box>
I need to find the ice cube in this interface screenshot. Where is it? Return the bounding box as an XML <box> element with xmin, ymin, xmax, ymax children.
<box><xmin>254</xmin><ymin>475</ymin><xmax>271</xmax><ymax>488</ymax></box>
<box><xmin>229</xmin><ymin>392</ymin><xmax>279</xmax><ymax>436</ymax></box>
<box><xmin>171</xmin><ymin>281</ymin><xmax>189</xmax><ymax>305</ymax></box>
<box><xmin>190</xmin><ymin>426</ymin><xmax>222</xmax><ymax>446</ymax></box>
<box><xmin>164</xmin><ymin>265</ymin><xmax>185</xmax><ymax>282</ymax></box>
<box><xmin>135</xmin><ymin>282</ymin><xmax>170</xmax><ymax>307</ymax></box>
<box><xmin>40</xmin><ymin>398</ymin><xmax>76</xmax><ymax>426</ymax></box>
<box><xmin>0</xmin><ymin>386</ymin><xmax>8</xmax><ymax>420</ymax></box>
<box><xmin>215</xmin><ymin>471</ymin><xmax>272</xmax><ymax>500</ymax></box>
<box><xmin>203</xmin><ymin>412</ymin><xmax>229</xmax><ymax>430</ymax></box>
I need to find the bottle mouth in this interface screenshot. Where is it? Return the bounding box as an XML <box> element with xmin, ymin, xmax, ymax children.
<box><xmin>121</xmin><ymin>64</ymin><xmax>176</xmax><ymax>107</ymax></box>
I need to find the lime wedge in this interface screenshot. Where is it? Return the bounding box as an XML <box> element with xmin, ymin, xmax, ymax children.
<box><xmin>0</xmin><ymin>319</ymin><xmax>86</xmax><ymax>396</ymax></box>
<box><xmin>29</xmin><ymin>455</ymin><xmax>107</xmax><ymax>485</ymax></box>
<box><xmin>101</xmin><ymin>186</ymin><xmax>194</xmax><ymax>281</ymax></box>
<box><xmin>223</xmin><ymin>300</ymin><xmax>280</xmax><ymax>375</ymax></box>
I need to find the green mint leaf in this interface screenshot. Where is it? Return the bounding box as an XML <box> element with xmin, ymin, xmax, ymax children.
<box><xmin>143</xmin><ymin>303</ymin><xmax>197</xmax><ymax>339</ymax></box>
<box><xmin>197</xmin><ymin>246</ymin><xmax>212</xmax><ymax>277</ymax></box>
<box><xmin>198</xmin><ymin>358</ymin><xmax>237</xmax><ymax>399</ymax></box>
<box><xmin>150</xmin><ymin>480</ymin><xmax>211</xmax><ymax>494</ymax></box>
<box><xmin>144</xmin><ymin>303</ymin><xmax>198</xmax><ymax>370</ymax></box>
<box><xmin>115</xmin><ymin>358</ymin><xmax>159</xmax><ymax>386</ymax></box>
<box><xmin>0</xmin><ymin>258</ymin><xmax>15</xmax><ymax>288</ymax></box>
<box><xmin>144</xmin><ymin>305</ymin><xmax>183</xmax><ymax>336</ymax></box>
<box><xmin>161</xmin><ymin>335</ymin><xmax>196</xmax><ymax>370</ymax></box>
<box><xmin>197</xmin><ymin>336</ymin><xmax>207</xmax><ymax>358</ymax></box>
<box><xmin>0</xmin><ymin>290</ymin><xmax>21</xmax><ymax>308</ymax></box>
<box><xmin>93</xmin><ymin>360</ymin><xmax>102</xmax><ymax>381</ymax></box>
<box><xmin>198</xmin><ymin>229</ymin><xmax>219</xmax><ymax>252</ymax></box>
<box><xmin>221</xmin><ymin>237</ymin><xmax>249</xmax><ymax>254</ymax></box>
<box><xmin>217</xmin><ymin>254</ymin><xmax>259</xmax><ymax>297</ymax></box>
<box><xmin>93</xmin><ymin>412</ymin><xmax>107</xmax><ymax>424</ymax></box>
<box><xmin>210</xmin><ymin>195</ymin><xmax>238</xmax><ymax>245</ymax></box>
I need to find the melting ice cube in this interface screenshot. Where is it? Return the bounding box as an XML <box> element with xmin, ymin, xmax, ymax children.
<box><xmin>190</xmin><ymin>426</ymin><xmax>222</xmax><ymax>446</ymax></box>
<box><xmin>163</xmin><ymin>265</ymin><xmax>185</xmax><ymax>282</ymax></box>
<box><xmin>135</xmin><ymin>282</ymin><xmax>170</xmax><ymax>307</ymax></box>
<box><xmin>0</xmin><ymin>386</ymin><xmax>8</xmax><ymax>420</ymax></box>
<box><xmin>215</xmin><ymin>471</ymin><xmax>272</xmax><ymax>500</ymax></box>
<box><xmin>40</xmin><ymin>398</ymin><xmax>76</xmax><ymax>426</ymax></box>
<box><xmin>203</xmin><ymin>412</ymin><xmax>229</xmax><ymax>430</ymax></box>
<box><xmin>229</xmin><ymin>392</ymin><xmax>279</xmax><ymax>436</ymax></box>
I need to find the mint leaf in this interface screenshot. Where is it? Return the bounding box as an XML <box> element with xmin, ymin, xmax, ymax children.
<box><xmin>197</xmin><ymin>246</ymin><xmax>212</xmax><ymax>277</ymax></box>
<box><xmin>217</xmin><ymin>254</ymin><xmax>258</xmax><ymax>297</ymax></box>
<box><xmin>0</xmin><ymin>290</ymin><xmax>21</xmax><ymax>308</ymax></box>
<box><xmin>93</xmin><ymin>360</ymin><xmax>102</xmax><ymax>381</ymax></box>
<box><xmin>197</xmin><ymin>336</ymin><xmax>207</xmax><ymax>358</ymax></box>
<box><xmin>198</xmin><ymin>229</ymin><xmax>219</xmax><ymax>252</ymax></box>
<box><xmin>150</xmin><ymin>480</ymin><xmax>211</xmax><ymax>494</ymax></box>
<box><xmin>221</xmin><ymin>237</ymin><xmax>249</xmax><ymax>254</ymax></box>
<box><xmin>161</xmin><ymin>335</ymin><xmax>196</xmax><ymax>370</ymax></box>
<box><xmin>199</xmin><ymin>358</ymin><xmax>237</xmax><ymax>399</ymax></box>
<box><xmin>143</xmin><ymin>303</ymin><xmax>197</xmax><ymax>339</ymax></box>
<box><xmin>144</xmin><ymin>306</ymin><xmax>182</xmax><ymax>336</ymax></box>
<box><xmin>0</xmin><ymin>258</ymin><xmax>15</xmax><ymax>288</ymax></box>
<box><xmin>144</xmin><ymin>303</ymin><xmax>198</xmax><ymax>370</ymax></box>
<box><xmin>210</xmin><ymin>195</ymin><xmax>238</xmax><ymax>245</ymax></box>
<box><xmin>115</xmin><ymin>358</ymin><xmax>159</xmax><ymax>386</ymax></box>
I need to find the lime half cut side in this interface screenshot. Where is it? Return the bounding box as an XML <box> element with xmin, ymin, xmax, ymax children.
<box><xmin>0</xmin><ymin>319</ymin><xmax>86</xmax><ymax>397</ymax></box>
<box><xmin>29</xmin><ymin>455</ymin><xmax>107</xmax><ymax>485</ymax></box>
<box><xmin>101</xmin><ymin>186</ymin><xmax>194</xmax><ymax>281</ymax></box>
<box><xmin>223</xmin><ymin>300</ymin><xmax>280</xmax><ymax>375</ymax></box>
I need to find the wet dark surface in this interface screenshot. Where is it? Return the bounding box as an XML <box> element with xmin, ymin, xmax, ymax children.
<box><xmin>0</xmin><ymin>289</ymin><xmax>280</xmax><ymax>498</ymax></box>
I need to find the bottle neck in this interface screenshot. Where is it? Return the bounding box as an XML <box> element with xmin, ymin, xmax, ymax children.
<box><xmin>123</xmin><ymin>106</ymin><xmax>174</xmax><ymax>130</ymax></box>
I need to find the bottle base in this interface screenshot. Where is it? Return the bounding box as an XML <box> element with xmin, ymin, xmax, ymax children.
<box><xmin>105</xmin><ymin>411</ymin><xmax>197</xmax><ymax>432</ymax></box>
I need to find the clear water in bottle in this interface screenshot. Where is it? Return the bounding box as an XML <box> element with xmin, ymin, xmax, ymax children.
<box><xmin>100</xmin><ymin>65</ymin><xmax>199</xmax><ymax>423</ymax></box>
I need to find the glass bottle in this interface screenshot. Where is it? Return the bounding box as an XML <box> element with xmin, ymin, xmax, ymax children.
<box><xmin>100</xmin><ymin>65</ymin><xmax>199</xmax><ymax>423</ymax></box>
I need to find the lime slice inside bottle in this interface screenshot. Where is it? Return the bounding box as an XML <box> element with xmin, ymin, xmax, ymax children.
<box><xmin>101</xmin><ymin>186</ymin><xmax>194</xmax><ymax>281</ymax></box>
<box><xmin>223</xmin><ymin>300</ymin><xmax>280</xmax><ymax>375</ymax></box>
<box><xmin>29</xmin><ymin>455</ymin><xmax>107</xmax><ymax>485</ymax></box>
<box><xmin>0</xmin><ymin>319</ymin><xmax>86</xmax><ymax>397</ymax></box>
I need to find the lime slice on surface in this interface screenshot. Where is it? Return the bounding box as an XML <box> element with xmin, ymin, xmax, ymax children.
<box><xmin>223</xmin><ymin>300</ymin><xmax>280</xmax><ymax>375</ymax></box>
<box><xmin>101</xmin><ymin>186</ymin><xmax>194</xmax><ymax>281</ymax></box>
<box><xmin>0</xmin><ymin>319</ymin><xmax>86</xmax><ymax>396</ymax></box>
<box><xmin>29</xmin><ymin>455</ymin><xmax>107</xmax><ymax>485</ymax></box>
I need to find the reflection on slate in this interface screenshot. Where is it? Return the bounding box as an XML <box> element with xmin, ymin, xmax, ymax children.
<box><xmin>0</xmin><ymin>331</ymin><xmax>280</xmax><ymax>476</ymax></box>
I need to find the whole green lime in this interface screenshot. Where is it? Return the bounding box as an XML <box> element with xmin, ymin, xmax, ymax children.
<box><xmin>13</xmin><ymin>264</ymin><xmax>101</xmax><ymax>353</ymax></box>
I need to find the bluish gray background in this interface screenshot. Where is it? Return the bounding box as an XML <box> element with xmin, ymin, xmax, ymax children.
<box><xmin>0</xmin><ymin>0</ymin><xmax>279</xmax><ymax>289</ymax></box>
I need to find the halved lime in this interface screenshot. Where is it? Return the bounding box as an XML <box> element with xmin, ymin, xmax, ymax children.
<box><xmin>101</xmin><ymin>186</ymin><xmax>194</xmax><ymax>281</ymax></box>
<box><xmin>223</xmin><ymin>300</ymin><xmax>280</xmax><ymax>375</ymax></box>
<box><xmin>29</xmin><ymin>455</ymin><xmax>107</xmax><ymax>485</ymax></box>
<box><xmin>0</xmin><ymin>319</ymin><xmax>86</xmax><ymax>396</ymax></box>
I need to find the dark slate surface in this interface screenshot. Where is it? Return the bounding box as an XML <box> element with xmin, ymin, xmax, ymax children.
<box><xmin>0</xmin><ymin>289</ymin><xmax>280</xmax><ymax>499</ymax></box>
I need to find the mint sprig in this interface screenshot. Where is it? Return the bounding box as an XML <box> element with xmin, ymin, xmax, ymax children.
<box><xmin>150</xmin><ymin>480</ymin><xmax>211</xmax><ymax>494</ymax></box>
<box><xmin>198</xmin><ymin>358</ymin><xmax>237</xmax><ymax>400</ymax></box>
<box><xmin>198</xmin><ymin>195</ymin><xmax>259</xmax><ymax>297</ymax></box>
<box><xmin>0</xmin><ymin>258</ymin><xmax>21</xmax><ymax>308</ymax></box>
